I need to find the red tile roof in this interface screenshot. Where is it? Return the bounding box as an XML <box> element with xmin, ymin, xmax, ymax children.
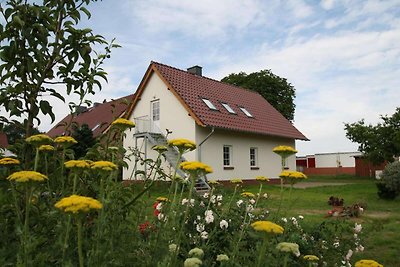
<box><xmin>0</xmin><ymin>132</ymin><xmax>9</xmax><ymax>148</ymax></box>
<box><xmin>47</xmin><ymin>94</ymin><xmax>135</xmax><ymax>138</ymax></box>
<box><xmin>127</xmin><ymin>62</ymin><xmax>308</xmax><ymax>140</ymax></box>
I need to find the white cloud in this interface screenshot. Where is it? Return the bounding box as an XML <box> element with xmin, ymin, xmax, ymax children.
<box><xmin>321</xmin><ymin>0</ymin><xmax>336</xmax><ymax>10</ymax></box>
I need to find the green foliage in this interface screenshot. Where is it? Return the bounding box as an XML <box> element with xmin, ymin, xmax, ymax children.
<box><xmin>221</xmin><ymin>70</ymin><xmax>296</xmax><ymax>121</ymax></box>
<box><xmin>0</xmin><ymin>0</ymin><xmax>119</xmax><ymax>136</ymax></box>
<box><xmin>71</xmin><ymin>123</ymin><xmax>96</xmax><ymax>158</ymax></box>
<box><xmin>344</xmin><ymin>107</ymin><xmax>400</xmax><ymax>164</ymax></box>
<box><xmin>377</xmin><ymin>161</ymin><xmax>400</xmax><ymax>199</ymax></box>
<box><xmin>0</xmin><ymin>121</ymin><xmax>40</xmax><ymax>145</ymax></box>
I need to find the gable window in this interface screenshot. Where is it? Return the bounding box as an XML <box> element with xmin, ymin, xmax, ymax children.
<box><xmin>221</xmin><ymin>103</ymin><xmax>236</xmax><ymax>114</ymax></box>
<box><xmin>240</xmin><ymin>107</ymin><xmax>253</xmax><ymax>117</ymax></box>
<box><xmin>202</xmin><ymin>98</ymin><xmax>218</xmax><ymax>110</ymax></box>
<box><xmin>151</xmin><ymin>100</ymin><xmax>160</xmax><ymax>121</ymax></box>
<box><xmin>250</xmin><ymin>147</ymin><xmax>258</xmax><ymax>167</ymax></box>
<box><xmin>223</xmin><ymin>145</ymin><xmax>232</xmax><ymax>167</ymax></box>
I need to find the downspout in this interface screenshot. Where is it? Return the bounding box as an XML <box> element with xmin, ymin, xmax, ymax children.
<box><xmin>198</xmin><ymin>127</ymin><xmax>215</xmax><ymax>162</ymax></box>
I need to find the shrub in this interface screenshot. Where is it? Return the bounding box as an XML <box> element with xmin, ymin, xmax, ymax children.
<box><xmin>377</xmin><ymin>161</ymin><xmax>400</xmax><ymax>199</ymax></box>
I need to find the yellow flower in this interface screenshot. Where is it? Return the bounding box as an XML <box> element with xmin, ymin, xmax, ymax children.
<box><xmin>251</xmin><ymin>220</ymin><xmax>284</xmax><ymax>234</ymax></box>
<box><xmin>111</xmin><ymin>118</ymin><xmax>135</xmax><ymax>128</ymax></box>
<box><xmin>256</xmin><ymin>176</ymin><xmax>269</xmax><ymax>182</ymax></box>
<box><xmin>276</xmin><ymin>242</ymin><xmax>300</xmax><ymax>256</ymax></box>
<box><xmin>54</xmin><ymin>136</ymin><xmax>78</xmax><ymax>146</ymax></box>
<box><xmin>241</xmin><ymin>192</ymin><xmax>255</xmax><ymax>198</ymax></box>
<box><xmin>304</xmin><ymin>255</ymin><xmax>319</xmax><ymax>261</ymax></box>
<box><xmin>25</xmin><ymin>134</ymin><xmax>53</xmax><ymax>146</ymax></box>
<box><xmin>230</xmin><ymin>178</ymin><xmax>243</xmax><ymax>184</ymax></box>
<box><xmin>38</xmin><ymin>145</ymin><xmax>55</xmax><ymax>152</ymax></box>
<box><xmin>180</xmin><ymin>161</ymin><xmax>212</xmax><ymax>174</ymax></box>
<box><xmin>272</xmin><ymin>145</ymin><xmax>297</xmax><ymax>159</ymax></box>
<box><xmin>208</xmin><ymin>180</ymin><xmax>220</xmax><ymax>186</ymax></box>
<box><xmin>355</xmin><ymin>260</ymin><xmax>384</xmax><ymax>267</ymax></box>
<box><xmin>91</xmin><ymin>161</ymin><xmax>118</xmax><ymax>172</ymax></box>
<box><xmin>7</xmin><ymin>171</ymin><xmax>47</xmax><ymax>183</ymax></box>
<box><xmin>152</xmin><ymin>145</ymin><xmax>168</xmax><ymax>153</ymax></box>
<box><xmin>168</xmin><ymin>139</ymin><xmax>196</xmax><ymax>152</ymax></box>
<box><xmin>55</xmin><ymin>195</ymin><xmax>102</xmax><ymax>214</ymax></box>
<box><xmin>0</xmin><ymin>157</ymin><xmax>20</xmax><ymax>166</ymax></box>
<box><xmin>156</xmin><ymin>197</ymin><xmax>169</xmax><ymax>202</ymax></box>
<box><xmin>279</xmin><ymin>170</ymin><xmax>307</xmax><ymax>180</ymax></box>
<box><xmin>65</xmin><ymin>160</ymin><xmax>91</xmax><ymax>170</ymax></box>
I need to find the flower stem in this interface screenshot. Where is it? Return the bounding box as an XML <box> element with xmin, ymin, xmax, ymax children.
<box><xmin>256</xmin><ymin>234</ymin><xmax>268</xmax><ymax>267</ymax></box>
<box><xmin>77</xmin><ymin>218</ymin><xmax>84</xmax><ymax>267</ymax></box>
<box><xmin>254</xmin><ymin>183</ymin><xmax>263</xmax><ymax>208</ymax></box>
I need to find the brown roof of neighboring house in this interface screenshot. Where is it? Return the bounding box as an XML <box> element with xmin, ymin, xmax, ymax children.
<box><xmin>47</xmin><ymin>94</ymin><xmax>135</xmax><ymax>138</ymax></box>
<box><xmin>0</xmin><ymin>132</ymin><xmax>9</xmax><ymax>148</ymax></box>
<box><xmin>126</xmin><ymin>61</ymin><xmax>308</xmax><ymax>140</ymax></box>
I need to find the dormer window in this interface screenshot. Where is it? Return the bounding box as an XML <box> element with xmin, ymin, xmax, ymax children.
<box><xmin>240</xmin><ymin>107</ymin><xmax>253</xmax><ymax>117</ymax></box>
<box><xmin>221</xmin><ymin>103</ymin><xmax>236</xmax><ymax>114</ymax></box>
<box><xmin>202</xmin><ymin>98</ymin><xmax>218</xmax><ymax>110</ymax></box>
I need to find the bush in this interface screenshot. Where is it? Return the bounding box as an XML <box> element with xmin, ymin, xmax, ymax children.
<box><xmin>377</xmin><ymin>161</ymin><xmax>400</xmax><ymax>199</ymax></box>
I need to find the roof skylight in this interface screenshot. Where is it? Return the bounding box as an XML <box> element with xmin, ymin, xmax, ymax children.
<box><xmin>221</xmin><ymin>103</ymin><xmax>236</xmax><ymax>114</ymax></box>
<box><xmin>239</xmin><ymin>107</ymin><xmax>253</xmax><ymax>117</ymax></box>
<box><xmin>202</xmin><ymin>98</ymin><xmax>218</xmax><ymax>110</ymax></box>
<box><xmin>92</xmin><ymin>123</ymin><xmax>101</xmax><ymax>131</ymax></box>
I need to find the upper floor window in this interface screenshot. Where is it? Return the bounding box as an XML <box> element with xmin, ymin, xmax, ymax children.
<box><xmin>202</xmin><ymin>98</ymin><xmax>218</xmax><ymax>110</ymax></box>
<box><xmin>151</xmin><ymin>100</ymin><xmax>160</xmax><ymax>121</ymax></box>
<box><xmin>240</xmin><ymin>107</ymin><xmax>253</xmax><ymax>117</ymax></box>
<box><xmin>221</xmin><ymin>103</ymin><xmax>236</xmax><ymax>114</ymax></box>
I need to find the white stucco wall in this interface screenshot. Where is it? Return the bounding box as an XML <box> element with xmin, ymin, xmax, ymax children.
<box><xmin>315</xmin><ymin>152</ymin><xmax>361</xmax><ymax>168</ymax></box>
<box><xmin>196</xmin><ymin>127</ymin><xmax>296</xmax><ymax>180</ymax></box>
<box><xmin>123</xmin><ymin>72</ymin><xmax>197</xmax><ymax>179</ymax></box>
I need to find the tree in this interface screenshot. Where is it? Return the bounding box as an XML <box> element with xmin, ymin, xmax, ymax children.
<box><xmin>0</xmin><ymin>121</ymin><xmax>41</xmax><ymax>145</ymax></box>
<box><xmin>71</xmin><ymin>123</ymin><xmax>96</xmax><ymax>158</ymax></box>
<box><xmin>344</xmin><ymin>107</ymin><xmax>400</xmax><ymax>164</ymax></box>
<box><xmin>0</xmin><ymin>0</ymin><xmax>119</xmax><ymax>137</ymax></box>
<box><xmin>221</xmin><ymin>70</ymin><xmax>296</xmax><ymax>121</ymax></box>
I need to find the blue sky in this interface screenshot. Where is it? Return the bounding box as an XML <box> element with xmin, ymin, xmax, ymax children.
<box><xmin>10</xmin><ymin>0</ymin><xmax>400</xmax><ymax>155</ymax></box>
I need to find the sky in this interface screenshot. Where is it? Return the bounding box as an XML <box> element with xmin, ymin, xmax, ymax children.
<box><xmin>3</xmin><ymin>0</ymin><xmax>400</xmax><ymax>156</ymax></box>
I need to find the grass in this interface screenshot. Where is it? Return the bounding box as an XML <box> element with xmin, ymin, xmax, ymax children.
<box><xmin>141</xmin><ymin>175</ymin><xmax>400</xmax><ymax>266</ymax></box>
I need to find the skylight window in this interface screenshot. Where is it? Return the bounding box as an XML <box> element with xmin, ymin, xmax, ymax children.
<box><xmin>221</xmin><ymin>103</ymin><xmax>236</xmax><ymax>114</ymax></box>
<box><xmin>92</xmin><ymin>123</ymin><xmax>100</xmax><ymax>131</ymax></box>
<box><xmin>202</xmin><ymin>98</ymin><xmax>218</xmax><ymax>110</ymax></box>
<box><xmin>239</xmin><ymin>107</ymin><xmax>253</xmax><ymax>117</ymax></box>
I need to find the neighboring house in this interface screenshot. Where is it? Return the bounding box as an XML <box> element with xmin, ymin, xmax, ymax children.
<box><xmin>48</xmin><ymin>94</ymin><xmax>135</xmax><ymax>138</ymax></box>
<box><xmin>123</xmin><ymin>61</ymin><xmax>308</xmax><ymax>181</ymax></box>
<box><xmin>354</xmin><ymin>156</ymin><xmax>388</xmax><ymax>178</ymax></box>
<box><xmin>296</xmin><ymin>152</ymin><xmax>362</xmax><ymax>175</ymax></box>
<box><xmin>0</xmin><ymin>131</ymin><xmax>14</xmax><ymax>157</ymax></box>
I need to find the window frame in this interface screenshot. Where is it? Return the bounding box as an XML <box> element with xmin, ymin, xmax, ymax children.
<box><xmin>223</xmin><ymin>145</ymin><xmax>232</xmax><ymax>167</ymax></box>
<box><xmin>201</xmin><ymin>98</ymin><xmax>218</xmax><ymax>110</ymax></box>
<box><xmin>151</xmin><ymin>99</ymin><xmax>160</xmax><ymax>121</ymax></box>
<box><xmin>239</xmin><ymin>107</ymin><xmax>253</xmax><ymax>117</ymax></box>
<box><xmin>250</xmin><ymin>147</ymin><xmax>258</xmax><ymax>167</ymax></box>
<box><xmin>221</xmin><ymin>103</ymin><xmax>236</xmax><ymax>114</ymax></box>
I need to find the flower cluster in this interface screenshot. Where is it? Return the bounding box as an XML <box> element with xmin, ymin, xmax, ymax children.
<box><xmin>7</xmin><ymin>171</ymin><xmax>47</xmax><ymax>183</ymax></box>
<box><xmin>255</xmin><ymin>176</ymin><xmax>269</xmax><ymax>182</ymax></box>
<box><xmin>276</xmin><ymin>242</ymin><xmax>300</xmax><ymax>257</ymax></box>
<box><xmin>279</xmin><ymin>170</ymin><xmax>307</xmax><ymax>180</ymax></box>
<box><xmin>355</xmin><ymin>260</ymin><xmax>383</xmax><ymax>267</ymax></box>
<box><xmin>65</xmin><ymin>160</ymin><xmax>91</xmax><ymax>170</ymax></box>
<box><xmin>152</xmin><ymin>145</ymin><xmax>168</xmax><ymax>153</ymax></box>
<box><xmin>168</xmin><ymin>138</ymin><xmax>196</xmax><ymax>152</ymax></box>
<box><xmin>230</xmin><ymin>178</ymin><xmax>243</xmax><ymax>184</ymax></box>
<box><xmin>241</xmin><ymin>192</ymin><xmax>255</xmax><ymax>198</ymax></box>
<box><xmin>208</xmin><ymin>180</ymin><xmax>220</xmax><ymax>186</ymax></box>
<box><xmin>55</xmin><ymin>195</ymin><xmax>102</xmax><ymax>213</ymax></box>
<box><xmin>111</xmin><ymin>118</ymin><xmax>135</xmax><ymax>128</ymax></box>
<box><xmin>38</xmin><ymin>145</ymin><xmax>55</xmax><ymax>152</ymax></box>
<box><xmin>25</xmin><ymin>134</ymin><xmax>53</xmax><ymax>146</ymax></box>
<box><xmin>304</xmin><ymin>255</ymin><xmax>319</xmax><ymax>261</ymax></box>
<box><xmin>0</xmin><ymin>157</ymin><xmax>20</xmax><ymax>166</ymax></box>
<box><xmin>91</xmin><ymin>160</ymin><xmax>118</xmax><ymax>172</ymax></box>
<box><xmin>180</xmin><ymin>161</ymin><xmax>212</xmax><ymax>174</ymax></box>
<box><xmin>251</xmin><ymin>220</ymin><xmax>284</xmax><ymax>234</ymax></box>
<box><xmin>54</xmin><ymin>136</ymin><xmax>78</xmax><ymax>146</ymax></box>
<box><xmin>272</xmin><ymin>145</ymin><xmax>298</xmax><ymax>156</ymax></box>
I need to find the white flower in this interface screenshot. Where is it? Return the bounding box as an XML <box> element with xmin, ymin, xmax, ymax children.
<box><xmin>158</xmin><ymin>213</ymin><xmax>166</xmax><ymax>221</ymax></box>
<box><xmin>220</xmin><ymin>219</ymin><xmax>229</xmax><ymax>229</ymax></box>
<box><xmin>203</xmin><ymin>193</ymin><xmax>209</xmax><ymax>199</ymax></box>
<box><xmin>199</xmin><ymin>201</ymin><xmax>205</xmax><ymax>207</ymax></box>
<box><xmin>298</xmin><ymin>215</ymin><xmax>304</xmax><ymax>219</ymax></box>
<box><xmin>333</xmin><ymin>241</ymin><xmax>340</xmax><ymax>248</ymax></box>
<box><xmin>169</xmin><ymin>244</ymin><xmax>178</xmax><ymax>253</ymax></box>
<box><xmin>204</xmin><ymin>210</ymin><xmax>214</xmax><ymax>224</ymax></box>
<box><xmin>359</xmin><ymin>207</ymin><xmax>364</xmax><ymax>212</ymax></box>
<box><xmin>356</xmin><ymin>244</ymin><xmax>364</xmax><ymax>252</ymax></box>
<box><xmin>281</xmin><ymin>217</ymin><xmax>288</xmax><ymax>223</ymax></box>
<box><xmin>216</xmin><ymin>254</ymin><xmax>229</xmax><ymax>261</ymax></box>
<box><xmin>196</xmin><ymin>223</ymin><xmax>205</xmax><ymax>233</ymax></box>
<box><xmin>262</xmin><ymin>193</ymin><xmax>268</xmax><ymax>199</ymax></box>
<box><xmin>216</xmin><ymin>195</ymin><xmax>223</xmax><ymax>202</ymax></box>
<box><xmin>182</xmin><ymin>198</ymin><xmax>189</xmax><ymax>205</ymax></box>
<box><xmin>345</xmin><ymin>249</ymin><xmax>353</xmax><ymax>260</ymax></box>
<box><xmin>246</xmin><ymin>204</ymin><xmax>254</xmax><ymax>212</ymax></box>
<box><xmin>197</xmin><ymin>215</ymin><xmax>201</xmax><ymax>221</ymax></box>
<box><xmin>236</xmin><ymin>199</ymin><xmax>244</xmax><ymax>207</ymax></box>
<box><xmin>354</xmin><ymin>223</ymin><xmax>362</xmax><ymax>233</ymax></box>
<box><xmin>156</xmin><ymin>202</ymin><xmax>163</xmax><ymax>210</ymax></box>
<box><xmin>200</xmin><ymin>231</ymin><xmax>208</xmax><ymax>240</ymax></box>
<box><xmin>188</xmin><ymin>247</ymin><xmax>204</xmax><ymax>258</ymax></box>
<box><xmin>184</xmin><ymin>257</ymin><xmax>202</xmax><ymax>267</ymax></box>
<box><xmin>190</xmin><ymin>199</ymin><xmax>195</xmax><ymax>206</ymax></box>
<box><xmin>249</xmin><ymin>199</ymin><xmax>256</xmax><ymax>205</ymax></box>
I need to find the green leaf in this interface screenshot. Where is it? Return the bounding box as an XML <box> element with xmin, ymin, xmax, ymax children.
<box><xmin>80</xmin><ymin>6</ymin><xmax>91</xmax><ymax>19</ymax></box>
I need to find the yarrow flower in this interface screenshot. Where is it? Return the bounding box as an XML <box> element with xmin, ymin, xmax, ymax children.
<box><xmin>256</xmin><ymin>176</ymin><xmax>269</xmax><ymax>182</ymax></box>
<box><xmin>188</xmin><ymin>248</ymin><xmax>204</xmax><ymax>258</ymax></box>
<box><xmin>241</xmin><ymin>192</ymin><xmax>255</xmax><ymax>198</ymax></box>
<box><xmin>54</xmin><ymin>136</ymin><xmax>78</xmax><ymax>146</ymax></box>
<box><xmin>152</xmin><ymin>145</ymin><xmax>168</xmax><ymax>153</ymax></box>
<box><xmin>25</xmin><ymin>134</ymin><xmax>53</xmax><ymax>146</ymax></box>
<box><xmin>230</xmin><ymin>178</ymin><xmax>243</xmax><ymax>184</ymax></box>
<box><xmin>0</xmin><ymin>157</ymin><xmax>20</xmax><ymax>166</ymax></box>
<box><xmin>355</xmin><ymin>259</ymin><xmax>383</xmax><ymax>267</ymax></box>
<box><xmin>38</xmin><ymin>145</ymin><xmax>55</xmax><ymax>152</ymax></box>
<box><xmin>354</xmin><ymin>223</ymin><xmax>362</xmax><ymax>233</ymax></box>
<box><xmin>7</xmin><ymin>171</ymin><xmax>47</xmax><ymax>183</ymax></box>
<box><xmin>156</xmin><ymin>196</ymin><xmax>169</xmax><ymax>202</ymax></box>
<box><xmin>111</xmin><ymin>118</ymin><xmax>135</xmax><ymax>128</ymax></box>
<box><xmin>91</xmin><ymin>161</ymin><xmax>118</xmax><ymax>172</ymax></box>
<box><xmin>54</xmin><ymin>195</ymin><xmax>102</xmax><ymax>213</ymax></box>
<box><xmin>208</xmin><ymin>180</ymin><xmax>220</xmax><ymax>186</ymax></box>
<box><xmin>276</xmin><ymin>242</ymin><xmax>300</xmax><ymax>257</ymax></box>
<box><xmin>204</xmin><ymin>210</ymin><xmax>214</xmax><ymax>224</ymax></box>
<box><xmin>220</xmin><ymin>219</ymin><xmax>229</xmax><ymax>229</ymax></box>
<box><xmin>200</xmin><ymin>231</ymin><xmax>208</xmax><ymax>240</ymax></box>
<box><xmin>65</xmin><ymin>160</ymin><xmax>91</xmax><ymax>170</ymax></box>
<box><xmin>272</xmin><ymin>145</ymin><xmax>298</xmax><ymax>157</ymax></box>
<box><xmin>303</xmin><ymin>255</ymin><xmax>319</xmax><ymax>261</ymax></box>
<box><xmin>184</xmin><ymin>257</ymin><xmax>202</xmax><ymax>267</ymax></box>
<box><xmin>216</xmin><ymin>254</ymin><xmax>229</xmax><ymax>262</ymax></box>
<box><xmin>251</xmin><ymin>220</ymin><xmax>284</xmax><ymax>234</ymax></box>
<box><xmin>279</xmin><ymin>170</ymin><xmax>307</xmax><ymax>180</ymax></box>
<box><xmin>180</xmin><ymin>161</ymin><xmax>212</xmax><ymax>174</ymax></box>
<box><xmin>168</xmin><ymin>138</ymin><xmax>196</xmax><ymax>152</ymax></box>
<box><xmin>168</xmin><ymin>244</ymin><xmax>178</xmax><ymax>253</ymax></box>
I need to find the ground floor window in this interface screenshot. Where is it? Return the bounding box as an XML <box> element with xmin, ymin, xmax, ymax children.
<box><xmin>250</xmin><ymin>147</ymin><xmax>258</xmax><ymax>167</ymax></box>
<box><xmin>223</xmin><ymin>145</ymin><xmax>232</xmax><ymax>166</ymax></box>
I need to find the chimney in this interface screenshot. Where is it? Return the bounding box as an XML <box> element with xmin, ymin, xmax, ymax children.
<box><xmin>187</xmin><ymin>65</ymin><xmax>202</xmax><ymax>76</ymax></box>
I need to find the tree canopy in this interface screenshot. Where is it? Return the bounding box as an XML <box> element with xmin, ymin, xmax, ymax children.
<box><xmin>221</xmin><ymin>69</ymin><xmax>296</xmax><ymax>122</ymax></box>
<box><xmin>0</xmin><ymin>0</ymin><xmax>118</xmax><ymax>137</ymax></box>
<box><xmin>344</xmin><ymin>107</ymin><xmax>400</xmax><ymax>164</ymax></box>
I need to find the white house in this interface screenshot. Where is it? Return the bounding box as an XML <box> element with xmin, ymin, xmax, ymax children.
<box><xmin>123</xmin><ymin>62</ymin><xmax>308</xmax><ymax>182</ymax></box>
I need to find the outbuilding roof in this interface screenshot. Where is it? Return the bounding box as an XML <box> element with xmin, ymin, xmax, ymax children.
<box><xmin>47</xmin><ymin>94</ymin><xmax>135</xmax><ymax>138</ymax></box>
<box><xmin>126</xmin><ymin>61</ymin><xmax>308</xmax><ymax>140</ymax></box>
